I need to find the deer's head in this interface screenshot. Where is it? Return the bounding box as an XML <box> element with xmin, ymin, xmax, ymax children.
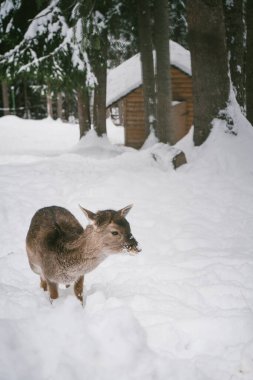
<box><xmin>80</xmin><ymin>204</ymin><xmax>141</xmax><ymax>255</ymax></box>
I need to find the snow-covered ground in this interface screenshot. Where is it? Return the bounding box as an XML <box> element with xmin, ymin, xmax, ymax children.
<box><xmin>0</xmin><ymin>111</ymin><xmax>253</xmax><ymax>380</ymax></box>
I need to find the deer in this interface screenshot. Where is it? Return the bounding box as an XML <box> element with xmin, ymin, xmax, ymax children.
<box><xmin>26</xmin><ymin>204</ymin><xmax>141</xmax><ymax>304</ymax></box>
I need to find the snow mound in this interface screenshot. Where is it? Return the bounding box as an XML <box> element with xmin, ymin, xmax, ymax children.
<box><xmin>141</xmin><ymin>129</ymin><xmax>159</xmax><ymax>149</ymax></box>
<box><xmin>191</xmin><ymin>94</ymin><xmax>253</xmax><ymax>176</ymax></box>
<box><xmin>0</xmin><ymin>283</ymin><xmax>166</xmax><ymax>380</ymax></box>
<box><xmin>106</xmin><ymin>116</ymin><xmax>125</xmax><ymax>145</ymax></box>
<box><xmin>70</xmin><ymin>129</ymin><xmax>125</xmax><ymax>159</ymax></box>
<box><xmin>142</xmin><ymin>129</ymin><xmax>191</xmax><ymax>171</ymax></box>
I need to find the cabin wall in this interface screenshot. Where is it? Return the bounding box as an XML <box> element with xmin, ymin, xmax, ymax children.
<box><xmin>124</xmin><ymin>87</ymin><xmax>146</xmax><ymax>149</ymax></box>
<box><xmin>171</xmin><ymin>66</ymin><xmax>193</xmax><ymax>131</ymax></box>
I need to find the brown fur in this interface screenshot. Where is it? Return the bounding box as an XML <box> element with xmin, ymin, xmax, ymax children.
<box><xmin>26</xmin><ymin>205</ymin><xmax>140</xmax><ymax>303</ymax></box>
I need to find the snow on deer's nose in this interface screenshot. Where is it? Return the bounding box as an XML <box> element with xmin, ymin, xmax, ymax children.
<box><xmin>125</xmin><ymin>234</ymin><xmax>141</xmax><ymax>254</ymax></box>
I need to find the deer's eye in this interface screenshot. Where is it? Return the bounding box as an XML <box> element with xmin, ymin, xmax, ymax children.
<box><xmin>111</xmin><ymin>231</ymin><xmax>119</xmax><ymax>236</ymax></box>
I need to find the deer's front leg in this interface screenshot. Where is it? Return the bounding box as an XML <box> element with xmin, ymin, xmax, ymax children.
<box><xmin>40</xmin><ymin>276</ymin><xmax>48</xmax><ymax>291</ymax></box>
<box><xmin>74</xmin><ymin>275</ymin><xmax>84</xmax><ymax>304</ymax></box>
<box><xmin>47</xmin><ymin>279</ymin><xmax>59</xmax><ymax>301</ymax></box>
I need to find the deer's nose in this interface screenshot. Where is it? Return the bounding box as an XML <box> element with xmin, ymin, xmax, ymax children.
<box><xmin>126</xmin><ymin>234</ymin><xmax>141</xmax><ymax>253</ymax></box>
<box><xmin>127</xmin><ymin>234</ymin><xmax>136</xmax><ymax>245</ymax></box>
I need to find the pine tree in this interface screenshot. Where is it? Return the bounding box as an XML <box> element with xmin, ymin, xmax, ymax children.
<box><xmin>187</xmin><ymin>0</ymin><xmax>230</xmax><ymax>145</ymax></box>
<box><xmin>0</xmin><ymin>0</ymin><xmax>96</xmax><ymax>128</ymax></box>
<box><xmin>153</xmin><ymin>0</ymin><xmax>173</xmax><ymax>144</ymax></box>
<box><xmin>246</xmin><ymin>0</ymin><xmax>253</xmax><ymax>124</ymax></box>
<box><xmin>223</xmin><ymin>0</ymin><xmax>246</xmax><ymax>112</ymax></box>
<box><xmin>137</xmin><ymin>0</ymin><xmax>157</xmax><ymax>137</ymax></box>
<box><xmin>89</xmin><ymin>3</ymin><xmax>109</xmax><ymax>137</ymax></box>
<box><xmin>169</xmin><ymin>0</ymin><xmax>188</xmax><ymax>48</ymax></box>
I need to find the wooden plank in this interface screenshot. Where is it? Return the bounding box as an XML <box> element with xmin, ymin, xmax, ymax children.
<box><xmin>126</xmin><ymin>135</ymin><xmax>146</xmax><ymax>140</ymax></box>
<box><xmin>126</xmin><ymin>125</ymin><xmax>145</xmax><ymax>130</ymax></box>
<box><xmin>126</xmin><ymin>129</ymin><xmax>146</xmax><ymax>135</ymax></box>
<box><xmin>126</xmin><ymin>120</ymin><xmax>145</xmax><ymax>125</ymax></box>
<box><xmin>125</xmin><ymin>109</ymin><xmax>144</xmax><ymax>115</ymax></box>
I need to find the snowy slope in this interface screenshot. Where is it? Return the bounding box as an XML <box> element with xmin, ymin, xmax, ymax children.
<box><xmin>0</xmin><ymin>110</ymin><xmax>253</xmax><ymax>380</ymax></box>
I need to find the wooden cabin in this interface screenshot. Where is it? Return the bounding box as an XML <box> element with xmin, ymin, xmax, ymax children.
<box><xmin>106</xmin><ymin>41</ymin><xmax>193</xmax><ymax>149</ymax></box>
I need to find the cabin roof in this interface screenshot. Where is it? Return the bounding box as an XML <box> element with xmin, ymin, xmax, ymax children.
<box><xmin>106</xmin><ymin>40</ymin><xmax>192</xmax><ymax>107</ymax></box>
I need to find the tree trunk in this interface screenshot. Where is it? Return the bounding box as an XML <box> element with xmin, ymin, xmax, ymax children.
<box><xmin>153</xmin><ymin>0</ymin><xmax>173</xmax><ymax>144</ymax></box>
<box><xmin>10</xmin><ymin>85</ymin><xmax>16</xmax><ymax>115</ymax></box>
<box><xmin>24</xmin><ymin>81</ymin><xmax>31</xmax><ymax>119</ymax></box>
<box><xmin>93</xmin><ymin>63</ymin><xmax>107</xmax><ymax>136</ymax></box>
<box><xmin>93</xmin><ymin>30</ymin><xmax>108</xmax><ymax>137</ymax></box>
<box><xmin>223</xmin><ymin>0</ymin><xmax>246</xmax><ymax>112</ymax></box>
<box><xmin>77</xmin><ymin>87</ymin><xmax>91</xmax><ymax>139</ymax></box>
<box><xmin>2</xmin><ymin>81</ymin><xmax>9</xmax><ymax>116</ymax></box>
<box><xmin>64</xmin><ymin>92</ymin><xmax>70</xmax><ymax>122</ymax></box>
<box><xmin>246</xmin><ymin>0</ymin><xmax>253</xmax><ymax>124</ymax></box>
<box><xmin>46</xmin><ymin>86</ymin><xmax>53</xmax><ymax>118</ymax></box>
<box><xmin>137</xmin><ymin>0</ymin><xmax>157</xmax><ymax>137</ymax></box>
<box><xmin>57</xmin><ymin>92</ymin><xmax>63</xmax><ymax>120</ymax></box>
<box><xmin>187</xmin><ymin>0</ymin><xmax>230</xmax><ymax>145</ymax></box>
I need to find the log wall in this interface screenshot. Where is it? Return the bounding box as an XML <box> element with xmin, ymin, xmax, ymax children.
<box><xmin>171</xmin><ymin>66</ymin><xmax>193</xmax><ymax>132</ymax></box>
<box><xmin>123</xmin><ymin>87</ymin><xmax>146</xmax><ymax>148</ymax></box>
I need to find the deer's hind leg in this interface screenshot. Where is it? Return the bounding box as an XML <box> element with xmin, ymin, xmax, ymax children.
<box><xmin>74</xmin><ymin>275</ymin><xmax>84</xmax><ymax>304</ymax></box>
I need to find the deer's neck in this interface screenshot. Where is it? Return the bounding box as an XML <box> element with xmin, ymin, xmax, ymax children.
<box><xmin>63</xmin><ymin>225</ymin><xmax>107</xmax><ymax>271</ymax></box>
<box><xmin>48</xmin><ymin>226</ymin><xmax>106</xmax><ymax>283</ymax></box>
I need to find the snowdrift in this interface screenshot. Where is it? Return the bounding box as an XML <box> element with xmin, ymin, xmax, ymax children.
<box><xmin>0</xmin><ymin>106</ymin><xmax>253</xmax><ymax>380</ymax></box>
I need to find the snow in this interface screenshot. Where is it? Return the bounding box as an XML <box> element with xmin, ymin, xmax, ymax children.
<box><xmin>0</xmin><ymin>116</ymin><xmax>124</xmax><ymax>158</ymax></box>
<box><xmin>0</xmin><ymin>0</ymin><xmax>21</xmax><ymax>22</ymax></box>
<box><xmin>106</xmin><ymin>40</ymin><xmax>191</xmax><ymax>107</ymax></box>
<box><xmin>1</xmin><ymin>105</ymin><xmax>253</xmax><ymax>380</ymax></box>
<box><xmin>24</xmin><ymin>1</ymin><xmax>63</xmax><ymax>40</ymax></box>
<box><xmin>0</xmin><ymin>0</ymin><xmax>21</xmax><ymax>35</ymax></box>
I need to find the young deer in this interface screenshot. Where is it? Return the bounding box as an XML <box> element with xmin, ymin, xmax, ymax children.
<box><xmin>26</xmin><ymin>204</ymin><xmax>140</xmax><ymax>303</ymax></box>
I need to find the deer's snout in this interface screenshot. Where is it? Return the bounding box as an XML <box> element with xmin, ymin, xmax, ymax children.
<box><xmin>124</xmin><ymin>234</ymin><xmax>141</xmax><ymax>254</ymax></box>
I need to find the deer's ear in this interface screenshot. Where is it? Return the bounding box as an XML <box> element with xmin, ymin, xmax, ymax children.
<box><xmin>118</xmin><ymin>204</ymin><xmax>133</xmax><ymax>218</ymax></box>
<box><xmin>79</xmin><ymin>205</ymin><xmax>96</xmax><ymax>222</ymax></box>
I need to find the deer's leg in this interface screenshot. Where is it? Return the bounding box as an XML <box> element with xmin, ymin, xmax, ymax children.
<box><xmin>40</xmin><ymin>277</ymin><xmax>48</xmax><ymax>291</ymax></box>
<box><xmin>74</xmin><ymin>275</ymin><xmax>84</xmax><ymax>304</ymax></box>
<box><xmin>47</xmin><ymin>279</ymin><xmax>59</xmax><ymax>300</ymax></box>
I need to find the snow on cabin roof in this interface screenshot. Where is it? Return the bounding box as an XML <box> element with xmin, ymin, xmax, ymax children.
<box><xmin>106</xmin><ymin>40</ymin><xmax>192</xmax><ymax>107</ymax></box>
